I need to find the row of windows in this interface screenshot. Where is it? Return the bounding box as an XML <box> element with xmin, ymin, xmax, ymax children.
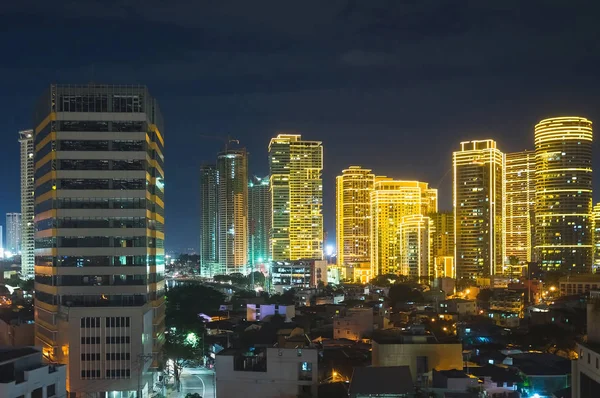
<box><xmin>59</xmin><ymin>94</ymin><xmax>143</xmax><ymax>113</ymax></box>
<box><xmin>106</xmin><ymin>336</ymin><xmax>131</xmax><ymax>344</ymax></box>
<box><xmin>59</xmin><ymin>178</ymin><xmax>146</xmax><ymax>190</ymax></box>
<box><xmin>36</xmin><ymin>236</ymin><xmax>156</xmax><ymax>248</ymax></box>
<box><xmin>81</xmin><ymin>317</ymin><xmax>132</xmax><ymax>328</ymax></box>
<box><xmin>35</xmin><ymin>292</ymin><xmax>151</xmax><ymax>307</ymax></box>
<box><xmin>58</xmin><ymin>121</ymin><xmax>146</xmax><ymax>132</ymax></box>
<box><xmin>106</xmin><ymin>369</ymin><xmax>131</xmax><ymax>378</ymax></box>
<box><xmin>36</xmin><ymin>217</ymin><xmax>148</xmax><ymax>231</ymax></box>
<box><xmin>36</xmin><ymin>255</ymin><xmax>164</xmax><ymax>267</ymax></box>
<box><xmin>58</xmin><ymin>140</ymin><xmax>145</xmax><ymax>151</ymax></box>
<box><xmin>81</xmin><ymin>369</ymin><xmax>101</xmax><ymax>378</ymax></box>
<box><xmin>107</xmin><ymin>353</ymin><xmax>131</xmax><ymax>360</ymax></box>
<box><xmin>62</xmin><ymin>294</ymin><xmax>147</xmax><ymax>307</ymax></box>
<box><xmin>80</xmin><ymin>352</ymin><xmax>132</xmax><ymax>361</ymax></box>
<box><xmin>53</xmin><ymin>197</ymin><xmax>148</xmax><ymax>210</ymax></box>
<box><xmin>59</xmin><ymin>159</ymin><xmax>145</xmax><ymax>171</ymax></box>
<box><xmin>37</xmin><ymin>274</ymin><xmax>147</xmax><ymax>287</ymax></box>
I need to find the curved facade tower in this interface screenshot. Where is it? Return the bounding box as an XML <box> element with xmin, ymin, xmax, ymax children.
<box><xmin>534</xmin><ymin>116</ymin><xmax>593</xmax><ymax>273</ymax></box>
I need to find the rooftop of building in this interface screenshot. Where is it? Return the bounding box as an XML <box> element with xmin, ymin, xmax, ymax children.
<box><xmin>0</xmin><ymin>347</ymin><xmax>38</xmax><ymax>364</ymax></box>
<box><xmin>372</xmin><ymin>327</ymin><xmax>460</xmax><ymax>345</ymax></box>
<box><xmin>467</xmin><ymin>364</ymin><xmax>523</xmax><ymax>383</ymax></box>
<box><xmin>435</xmin><ymin>369</ymin><xmax>471</xmax><ymax>379</ymax></box>
<box><xmin>443</xmin><ymin>298</ymin><xmax>475</xmax><ymax>303</ymax></box>
<box><xmin>349</xmin><ymin>366</ymin><xmax>414</xmax><ymax>396</ymax></box>
<box><xmin>509</xmin><ymin>352</ymin><xmax>571</xmax><ymax>376</ymax></box>
<box><xmin>559</xmin><ymin>274</ymin><xmax>600</xmax><ymax>282</ymax></box>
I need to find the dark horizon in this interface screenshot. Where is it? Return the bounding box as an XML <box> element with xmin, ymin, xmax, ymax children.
<box><xmin>2</xmin><ymin>1</ymin><xmax>600</xmax><ymax>252</ymax></box>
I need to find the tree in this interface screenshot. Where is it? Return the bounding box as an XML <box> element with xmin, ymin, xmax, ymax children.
<box><xmin>229</xmin><ymin>272</ymin><xmax>248</xmax><ymax>286</ymax></box>
<box><xmin>476</xmin><ymin>289</ymin><xmax>494</xmax><ymax>303</ymax></box>
<box><xmin>5</xmin><ymin>274</ymin><xmax>21</xmax><ymax>287</ymax></box>
<box><xmin>266</xmin><ymin>289</ymin><xmax>296</xmax><ymax>305</ymax></box>
<box><xmin>20</xmin><ymin>278</ymin><xmax>34</xmax><ymax>292</ymax></box>
<box><xmin>388</xmin><ymin>284</ymin><xmax>423</xmax><ymax>305</ymax></box>
<box><xmin>371</xmin><ymin>273</ymin><xmax>403</xmax><ymax>287</ymax></box>
<box><xmin>164</xmin><ymin>328</ymin><xmax>203</xmax><ymax>391</ymax></box>
<box><xmin>213</xmin><ymin>274</ymin><xmax>231</xmax><ymax>283</ymax></box>
<box><xmin>250</xmin><ymin>271</ymin><xmax>265</xmax><ymax>287</ymax></box>
<box><xmin>164</xmin><ymin>285</ymin><xmax>225</xmax><ymax>391</ymax></box>
<box><xmin>166</xmin><ymin>284</ymin><xmax>225</xmax><ymax>330</ymax></box>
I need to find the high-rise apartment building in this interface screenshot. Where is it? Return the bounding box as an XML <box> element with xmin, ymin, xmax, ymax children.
<box><xmin>217</xmin><ymin>148</ymin><xmax>248</xmax><ymax>274</ymax></box>
<box><xmin>370</xmin><ymin>179</ymin><xmax>437</xmax><ymax>276</ymax></box>
<box><xmin>19</xmin><ymin>129</ymin><xmax>35</xmax><ymax>278</ymax></box>
<box><xmin>33</xmin><ymin>84</ymin><xmax>165</xmax><ymax>397</ymax></box>
<box><xmin>336</xmin><ymin>166</ymin><xmax>375</xmax><ymax>267</ymax></box>
<box><xmin>453</xmin><ymin>140</ymin><xmax>504</xmax><ymax>281</ymax></box>
<box><xmin>6</xmin><ymin>213</ymin><xmax>22</xmax><ymax>255</ymax></box>
<box><xmin>399</xmin><ymin>214</ymin><xmax>431</xmax><ymax>280</ymax></box>
<box><xmin>248</xmin><ymin>175</ymin><xmax>271</xmax><ymax>266</ymax></box>
<box><xmin>534</xmin><ymin>117</ymin><xmax>593</xmax><ymax>273</ymax></box>
<box><xmin>200</xmin><ymin>164</ymin><xmax>219</xmax><ymax>277</ymax></box>
<box><xmin>430</xmin><ymin>211</ymin><xmax>454</xmax><ymax>278</ymax></box>
<box><xmin>269</xmin><ymin>134</ymin><xmax>323</xmax><ymax>261</ymax></box>
<box><xmin>505</xmin><ymin>150</ymin><xmax>535</xmax><ymax>277</ymax></box>
<box><xmin>594</xmin><ymin>203</ymin><xmax>600</xmax><ymax>272</ymax></box>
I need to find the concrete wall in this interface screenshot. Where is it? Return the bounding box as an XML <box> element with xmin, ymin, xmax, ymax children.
<box><xmin>372</xmin><ymin>341</ymin><xmax>463</xmax><ymax>383</ymax></box>
<box><xmin>0</xmin><ymin>318</ymin><xmax>35</xmax><ymax>346</ymax></box>
<box><xmin>334</xmin><ymin>308</ymin><xmax>373</xmax><ymax>341</ymax></box>
<box><xmin>216</xmin><ymin>348</ymin><xmax>318</xmax><ymax>398</ymax></box>
<box><xmin>56</xmin><ymin>306</ymin><xmax>154</xmax><ymax>396</ymax></box>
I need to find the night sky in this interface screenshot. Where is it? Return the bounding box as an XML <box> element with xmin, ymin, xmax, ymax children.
<box><xmin>1</xmin><ymin>1</ymin><xmax>600</xmax><ymax>252</ymax></box>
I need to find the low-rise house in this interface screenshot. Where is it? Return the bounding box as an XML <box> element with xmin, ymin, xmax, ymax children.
<box><xmin>215</xmin><ymin>346</ymin><xmax>318</xmax><ymax>397</ymax></box>
<box><xmin>0</xmin><ymin>347</ymin><xmax>66</xmax><ymax>398</ymax></box>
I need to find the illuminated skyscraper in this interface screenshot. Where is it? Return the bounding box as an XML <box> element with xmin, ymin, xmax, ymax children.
<box><xmin>269</xmin><ymin>134</ymin><xmax>323</xmax><ymax>261</ymax></box>
<box><xmin>217</xmin><ymin>149</ymin><xmax>248</xmax><ymax>274</ymax></box>
<box><xmin>399</xmin><ymin>215</ymin><xmax>431</xmax><ymax>280</ymax></box>
<box><xmin>336</xmin><ymin>166</ymin><xmax>374</xmax><ymax>267</ymax></box>
<box><xmin>534</xmin><ymin>117</ymin><xmax>593</xmax><ymax>273</ymax></box>
<box><xmin>200</xmin><ymin>164</ymin><xmax>219</xmax><ymax>277</ymax></box>
<box><xmin>505</xmin><ymin>150</ymin><xmax>535</xmax><ymax>276</ymax></box>
<box><xmin>370</xmin><ymin>179</ymin><xmax>437</xmax><ymax>276</ymax></box>
<box><xmin>6</xmin><ymin>213</ymin><xmax>22</xmax><ymax>255</ymax></box>
<box><xmin>248</xmin><ymin>176</ymin><xmax>271</xmax><ymax>266</ymax></box>
<box><xmin>453</xmin><ymin>140</ymin><xmax>504</xmax><ymax>281</ymax></box>
<box><xmin>593</xmin><ymin>203</ymin><xmax>600</xmax><ymax>272</ymax></box>
<box><xmin>33</xmin><ymin>84</ymin><xmax>165</xmax><ymax>396</ymax></box>
<box><xmin>430</xmin><ymin>211</ymin><xmax>454</xmax><ymax>278</ymax></box>
<box><xmin>19</xmin><ymin>129</ymin><xmax>35</xmax><ymax>277</ymax></box>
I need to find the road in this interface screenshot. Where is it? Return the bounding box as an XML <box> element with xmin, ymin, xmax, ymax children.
<box><xmin>177</xmin><ymin>367</ymin><xmax>216</xmax><ymax>398</ymax></box>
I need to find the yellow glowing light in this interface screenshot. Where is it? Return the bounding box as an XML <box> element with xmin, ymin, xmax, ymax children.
<box><xmin>336</xmin><ymin>166</ymin><xmax>374</xmax><ymax>269</ymax></box>
<box><xmin>550</xmin><ymin>286</ymin><xmax>556</xmax><ymax>292</ymax></box>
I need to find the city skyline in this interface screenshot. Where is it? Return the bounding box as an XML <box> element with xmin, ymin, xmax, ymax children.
<box><xmin>3</xmin><ymin>2</ymin><xmax>600</xmax><ymax>252</ymax></box>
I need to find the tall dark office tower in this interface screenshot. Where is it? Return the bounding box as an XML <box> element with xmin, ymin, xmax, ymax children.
<box><xmin>200</xmin><ymin>164</ymin><xmax>219</xmax><ymax>277</ymax></box>
<box><xmin>248</xmin><ymin>175</ymin><xmax>271</xmax><ymax>267</ymax></box>
<box><xmin>33</xmin><ymin>84</ymin><xmax>165</xmax><ymax>397</ymax></box>
<box><xmin>534</xmin><ymin>117</ymin><xmax>593</xmax><ymax>273</ymax></box>
<box><xmin>217</xmin><ymin>148</ymin><xmax>248</xmax><ymax>274</ymax></box>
